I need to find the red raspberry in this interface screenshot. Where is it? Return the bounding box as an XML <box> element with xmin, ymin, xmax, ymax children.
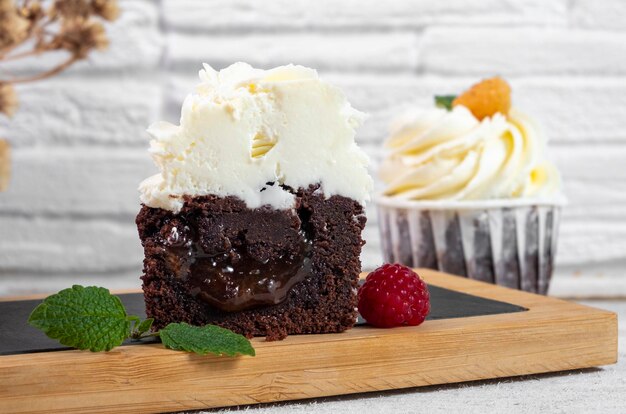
<box><xmin>358</xmin><ymin>264</ymin><xmax>430</xmax><ymax>328</ymax></box>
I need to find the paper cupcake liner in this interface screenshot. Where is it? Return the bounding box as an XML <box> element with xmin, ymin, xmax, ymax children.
<box><xmin>376</xmin><ymin>197</ymin><xmax>563</xmax><ymax>295</ymax></box>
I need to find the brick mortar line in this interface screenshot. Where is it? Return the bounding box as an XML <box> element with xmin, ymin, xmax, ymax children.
<box><xmin>163</xmin><ymin>70</ymin><xmax>626</xmax><ymax>82</ymax></box>
<box><xmin>160</xmin><ymin>18</ymin><xmax>574</xmax><ymax>33</ymax></box>
<box><xmin>8</xmin><ymin>71</ymin><xmax>626</xmax><ymax>83</ymax></box>
<box><xmin>0</xmin><ymin>268</ymin><xmax>143</xmax><ymax>278</ymax></box>
<box><xmin>550</xmin><ymin>140</ymin><xmax>626</xmax><ymax>147</ymax></box>
<box><xmin>0</xmin><ymin>211</ymin><xmax>138</xmax><ymax>222</ymax></box>
<box><xmin>166</xmin><ymin>63</ymin><xmax>419</xmax><ymax>75</ymax></box>
<box><xmin>4</xmin><ymin>67</ymin><xmax>164</xmax><ymax>78</ymax></box>
<box><xmin>7</xmin><ymin>138</ymin><xmax>626</xmax><ymax>151</ymax></box>
<box><xmin>160</xmin><ymin>23</ymin><xmax>626</xmax><ymax>36</ymax></box>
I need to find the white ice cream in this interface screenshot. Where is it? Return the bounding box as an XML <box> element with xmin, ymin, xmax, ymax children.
<box><xmin>379</xmin><ymin>105</ymin><xmax>560</xmax><ymax>201</ymax></box>
<box><xmin>140</xmin><ymin>63</ymin><xmax>373</xmax><ymax>212</ymax></box>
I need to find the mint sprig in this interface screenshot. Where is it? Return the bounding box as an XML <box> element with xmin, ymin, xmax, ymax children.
<box><xmin>28</xmin><ymin>285</ymin><xmax>255</xmax><ymax>357</ymax></box>
<box><xmin>160</xmin><ymin>323</ymin><xmax>255</xmax><ymax>357</ymax></box>
<box><xmin>128</xmin><ymin>315</ymin><xmax>154</xmax><ymax>340</ymax></box>
<box><xmin>28</xmin><ymin>286</ymin><xmax>131</xmax><ymax>352</ymax></box>
<box><xmin>434</xmin><ymin>95</ymin><xmax>456</xmax><ymax>111</ymax></box>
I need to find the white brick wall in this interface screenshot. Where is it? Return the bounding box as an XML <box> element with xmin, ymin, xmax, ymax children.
<box><xmin>1</xmin><ymin>0</ymin><xmax>625</xmax><ymax>298</ymax></box>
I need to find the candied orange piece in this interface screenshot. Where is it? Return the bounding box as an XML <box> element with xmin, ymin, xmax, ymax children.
<box><xmin>452</xmin><ymin>77</ymin><xmax>511</xmax><ymax>120</ymax></box>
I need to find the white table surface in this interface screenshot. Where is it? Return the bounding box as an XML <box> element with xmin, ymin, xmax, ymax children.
<box><xmin>195</xmin><ymin>300</ymin><xmax>625</xmax><ymax>414</ymax></box>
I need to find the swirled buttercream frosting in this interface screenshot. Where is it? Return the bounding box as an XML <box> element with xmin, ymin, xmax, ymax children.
<box><xmin>380</xmin><ymin>80</ymin><xmax>560</xmax><ymax>201</ymax></box>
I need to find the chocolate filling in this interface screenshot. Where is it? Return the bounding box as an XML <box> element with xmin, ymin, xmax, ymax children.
<box><xmin>159</xmin><ymin>194</ymin><xmax>313</xmax><ymax>312</ymax></box>
<box><xmin>184</xmin><ymin>237</ymin><xmax>312</xmax><ymax>312</ymax></box>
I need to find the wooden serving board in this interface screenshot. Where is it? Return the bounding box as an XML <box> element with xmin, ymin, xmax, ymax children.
<box><xmin>0</xmin><ymin>270</ymin><xmax>617</xmax><ymax>414</ymax></box>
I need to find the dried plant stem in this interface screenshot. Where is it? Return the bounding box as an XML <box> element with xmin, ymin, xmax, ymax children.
<box><xmin>9</xmin><ymin>55</ymin><xmax>79</xmax><ymax>84</ymax></box>
<box><xmin>1</xmin><ymin>49</ymin><xmax>44</xmax><ymax>62</ymax></box>
<box><xmin>0</xmin><ymin>41</ymin><xmax>29</xmax><ymax>60</ymax></box>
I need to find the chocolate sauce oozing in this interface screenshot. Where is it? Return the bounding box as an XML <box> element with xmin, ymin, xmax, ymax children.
<box><xmin>187</xmin><ymin>239</ymin><xmax>311</xmax><ymax>312</ymax></box>
<box><xmin>161</xmin><ymin>209</ymin><xmax>311</xmax><ymax>312</ymax></box>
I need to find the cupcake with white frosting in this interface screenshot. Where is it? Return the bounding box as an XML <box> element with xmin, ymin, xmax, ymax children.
<box><xmin>377</xmin><ymin>78</ymin><xmax>564</xmax><ymax>294</ymax></box>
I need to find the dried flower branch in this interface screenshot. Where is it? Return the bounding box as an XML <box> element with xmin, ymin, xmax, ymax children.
<box><xmin>91</xmin><ymin>0</ymin><xmax>118</xmax><ymax>21</ymax></box>
<box><xmin>0</xmin><ymin>1</ymin><xmax>30</xmax><ymax>51</ymax></box>
<box><xmin>0</xmin><ymin>0</ymin><xmax>119</xmax><ymax>116</ymax></box>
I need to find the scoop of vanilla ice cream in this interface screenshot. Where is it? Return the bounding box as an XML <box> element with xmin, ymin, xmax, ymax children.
<box><xmin>140</xmin><ymin>63</ymin><xmax>373</xmax><ymax>212</ymax></box>
<box><xmin>379</xmin><ymin>105</ymin><xmax>560</xmax><ymax>201</ymax></box>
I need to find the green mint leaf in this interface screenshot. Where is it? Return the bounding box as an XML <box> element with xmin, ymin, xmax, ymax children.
<box><xmin>136</xmin><ymin>318</ymin><xmax>154</xmax><ymax>336</ymax></box>
<box><xmin>435</xmin><ymin>95</ymin><xmax>456</xmax><ymax>111</ymax></box>
<box><xmin>129</xmin><ymin>317</ymin><xmax>153</xmax><ymax>340</ymax></box>
<box><xmin>160</xmin><ymin>322</ymin><xmax>255</xmax><ymax>357</ymax></box>
<box><xmin>127</xmin><ymin>315</ymin><xmax>140</xmax><ymax>329</ymax></box>
<box><xmin>28</xmin><ymin>285</ymin><xmax>130</xmax><ymax>352</ymax></box>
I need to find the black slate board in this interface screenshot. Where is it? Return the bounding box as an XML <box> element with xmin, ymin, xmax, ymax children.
<box><xmin>0</xmin><ymin>286</ymin><xmax>526</xmax><ymax>356</ymax></box>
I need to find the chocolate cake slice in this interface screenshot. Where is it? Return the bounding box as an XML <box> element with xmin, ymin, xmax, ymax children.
<box><xmin>136</xmin><ymin>63</ymin><xmax>372</xmax><ymax>340</ymax></box>
<box><xmin>138</xmin><ymin>187</ymin><xmax>365</xmax><ymax>340</ymax></box>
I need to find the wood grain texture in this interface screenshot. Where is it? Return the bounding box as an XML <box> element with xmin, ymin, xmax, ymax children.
<box><xmin>0</xmin><ymin>270</ymin><xmax>617</xmax><ymax>414</ymax></box>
